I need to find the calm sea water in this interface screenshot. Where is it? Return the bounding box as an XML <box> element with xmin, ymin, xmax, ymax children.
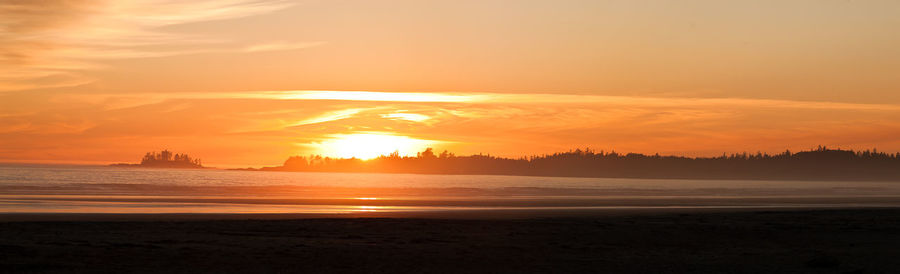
<box><xmin>2</xmin><ymin>164</ymin><xmax>900</xmax><ymax>214</ymax></box>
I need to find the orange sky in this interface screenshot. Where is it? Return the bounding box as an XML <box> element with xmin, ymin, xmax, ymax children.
<box><xmin>2</xmin><ymin>0</ymin><xmax>900</xmax><ymax>167</ymax></box>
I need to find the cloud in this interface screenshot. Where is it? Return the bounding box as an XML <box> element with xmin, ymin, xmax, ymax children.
<box><xmin>0</xmin><ymin>0</ymin><xmax>299</xmax><ymax>91</ymax></box>
<box><xmin>47</xmin><ymin>89</ymin><xmax>900</xmax><ymax>115</ymax></box>
<box><xmin>3</xmin><ymin>89</ymin><xmax>900</xmax><ymax>165</ymax></box>
<box><xmin>480</xmin><ymin>93</ymin><xmax>900</xmax><ymax>111</ymax></box>
<box><xmin>153</xmin><ymin>90</ymin><xmax>900</xmax><ymax>112</ymax></box>
<box><xmin>288</xmin><ymin>108</ymin><xmax>372</xmax><ymax>127</ymax></box>
<box><xmin>381</xmin><ymin>112</ymin><xmax>431</xmax><ymax>123</ymax></box>
<box><xmin>252</xmin><ymin>90</ymin><xmax>484</xmax><ymax>103</ymax></box>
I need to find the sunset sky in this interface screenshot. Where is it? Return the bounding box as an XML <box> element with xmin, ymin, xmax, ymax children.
<box><xmin>2</xmin><ymin>0</ymin><xmax>900</xmax><ymax>167</ymax></box>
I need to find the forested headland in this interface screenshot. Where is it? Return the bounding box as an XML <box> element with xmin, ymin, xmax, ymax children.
<box><xmin>245</xmin><ymin>146</ymin><xmax>900</xmax><ymax>181</ymax></box>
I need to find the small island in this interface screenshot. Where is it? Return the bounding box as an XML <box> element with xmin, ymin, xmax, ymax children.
<box><xmin>111</xmin><ymin>150</ymin><xmax>205</xmax><ymax>169</ymax></box>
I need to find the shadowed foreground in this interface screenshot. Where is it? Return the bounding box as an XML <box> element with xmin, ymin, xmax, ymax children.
<box><xmin>2</xmin><ymin>209</ymin><xmax>900</xmax><ymax>273</ymax></box>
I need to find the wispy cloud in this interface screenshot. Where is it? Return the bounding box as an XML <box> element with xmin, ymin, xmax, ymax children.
<box><xmin>481</xmin><ymin>93</ymin><xmax>900</xmax><ymax>111</ymax></box>
<box><xmin>0</xmin><ymin>0</ymin><xmax>300</xmax><ymax>91</ymax></box>
<box><xmin>288</xmin><ymin>108</ymin><xmax>371</xmax><ymax>127</ymax></box>
<box><xmin>3</xmin><ymin>89</ymin><xmax>900</xmax><ymax>165</ymax></box>
<box><xmin>53</xmin><ymin>89</ymin><xmax>900</xmax><ymax>112</ymax></box>
<box><xmin>382</xmin><ymin>112</ymin><xmax>431</xmax><ymax>123</ymax></box>
<box><xmin>254</xmin><ymin>90</ymin><xmax>484</xmax><ymax>103</ymax></box>
<box><xmin>194</xmin><ymin>90</ymin><xmax>900</xmax><ymax>112</ymax></box>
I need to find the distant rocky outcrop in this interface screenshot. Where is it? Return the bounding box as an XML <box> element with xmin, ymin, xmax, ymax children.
<box><xmin>111</xmin><ymin>150</ymin><xmax>204</xmax><ymax>169</ymax></box>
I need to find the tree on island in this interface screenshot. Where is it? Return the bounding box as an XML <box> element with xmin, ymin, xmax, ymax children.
<box><xmin>135</xmin><ymin>150</ymin><xmax>203</xmax><ymax>168</ymax></box>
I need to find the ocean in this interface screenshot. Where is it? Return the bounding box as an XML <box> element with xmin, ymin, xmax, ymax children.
<box><xmin>2</xmin><ymin>164</ymin><xmax>900</xmax><ymax>214</ymax></box>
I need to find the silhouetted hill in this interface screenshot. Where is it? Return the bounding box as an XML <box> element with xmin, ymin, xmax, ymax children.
<box><xmin>246</xmin><ymin>146</ymin><xmax>900</xmax><ymax>181</ymax></box>
<box><xmin>111</xmin><ymin>150</ymin><xmax>204</xmax><ymax>169</ymax></box>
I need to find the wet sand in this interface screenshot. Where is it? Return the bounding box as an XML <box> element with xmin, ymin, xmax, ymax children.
<box><xmin>2</xmin><ymin>208</ymin><xmax>900</xmax><ymax>273</ymax></box>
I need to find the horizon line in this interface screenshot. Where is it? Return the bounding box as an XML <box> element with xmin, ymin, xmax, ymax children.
<box><xmin>5</xmin><ymin>145</ymin><xmax>897</xmax><ymax>169</ymax></box>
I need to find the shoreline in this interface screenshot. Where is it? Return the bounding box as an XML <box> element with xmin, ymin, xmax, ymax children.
<box><xmin>6</xmin><ymin>162</ymin><xmax>900</xmax><ymax>182</ymax></box>
<box><xmin>2</xmin><ymin>206</ymin><xmax>899</xmax><ymax>222</ymax></box>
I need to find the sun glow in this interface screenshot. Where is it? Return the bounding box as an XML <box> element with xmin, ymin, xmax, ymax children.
<box><xmin>310</xmin><ymin>133</ymin><xmax>438</xmax><ymax>160</ymax></box>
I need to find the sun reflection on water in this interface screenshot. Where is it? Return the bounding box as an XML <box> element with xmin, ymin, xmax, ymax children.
<box><xmin>354</xmin><ymin>206</ymin><xmax>380</xmax><ymax>212</ymax></box>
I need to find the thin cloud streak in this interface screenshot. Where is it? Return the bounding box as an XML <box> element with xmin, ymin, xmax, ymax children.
<box><xmin>53</xmin><ymin>89</ymin><xmax>900</xmax><ymax>111</ymax></box>
<box><xmin>215</xmin><ymin>90</ymin><xmax>900</xmax><ymax>111</ymax></box>
<box><xmin>288</xmin><ymin>108</ymin><xmax>371</xmax><ymax>127</ymax></box>
<box><xmin>257</xmin><ymin>90</ymin><xmax>485</xmax><ymax>103</ymax></box>
<box><xmin>382</xmin><ymin>113</ymin><xmax>431</xmax><ymax>123</ymax></box>
<box><xmin>484</xmin><ymin>93</ymin><xmax>900</xmax><ymax>111</ymax></box>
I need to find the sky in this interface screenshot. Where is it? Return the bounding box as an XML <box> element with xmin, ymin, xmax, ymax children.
<box><xmin>1</xmin><ymin>0</ymin><xmax>900</xmax><ymax>167</ymax></box>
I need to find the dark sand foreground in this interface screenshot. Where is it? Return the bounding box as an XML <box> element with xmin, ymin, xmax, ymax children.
<box><xmin>2</xmin><ymin>209</ymin><xmax>900</xmax><ymax>273</ymax></box>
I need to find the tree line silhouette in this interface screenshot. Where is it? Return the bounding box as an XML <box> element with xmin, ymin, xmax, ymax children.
<box><xmin>250</xmin><ymin>146</ymin><xmax>900</xmax><ymax>181</ymax></box>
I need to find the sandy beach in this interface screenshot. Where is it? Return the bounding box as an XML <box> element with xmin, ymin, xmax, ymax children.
<box><xmin>2</xmin><ymin>208</ymin><xmax>899</xmax><ymax>273</ymax></box>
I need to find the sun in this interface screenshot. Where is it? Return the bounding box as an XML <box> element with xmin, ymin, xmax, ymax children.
<box><xmin>310</xmin><ymin>132</ymin><xmax>437</xmax><ymax>160</ymax></box>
